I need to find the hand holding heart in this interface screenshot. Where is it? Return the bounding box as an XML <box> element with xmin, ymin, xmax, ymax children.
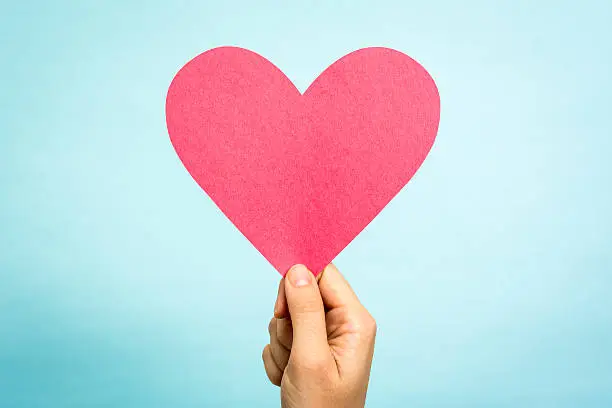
<box><xmin>166</xmin><ymin>47</ymin><xmax>438</xmax><ymax>407</ymax></box>
<box><xmin>263</xmin><ymin>263</ymin><xmax>376</xmax><ymax>408</ymax></box>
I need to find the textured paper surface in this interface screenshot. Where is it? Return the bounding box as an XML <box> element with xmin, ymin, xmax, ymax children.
<box><xmin>166</xmin><ymin>46</ymin><xmax>440</xmax><ymax>275</ymax></box>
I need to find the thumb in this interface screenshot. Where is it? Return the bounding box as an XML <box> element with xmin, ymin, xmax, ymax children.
<box><xmin>284</xmin><ymin>264</ymin><xmax>330</xmax><ymax>361</ymax></box>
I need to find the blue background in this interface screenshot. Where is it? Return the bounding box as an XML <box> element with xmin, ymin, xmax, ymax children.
<box><xmin>1</xmin><ymin>1</ymin><xmax>611</xmax><ymax>406</ymax></box>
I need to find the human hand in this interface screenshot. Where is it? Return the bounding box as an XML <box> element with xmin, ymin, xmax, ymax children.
<box><xmin>263</xmin><ymin>263</ymin><xmax>377</xmax><ymax>408</ymax></box>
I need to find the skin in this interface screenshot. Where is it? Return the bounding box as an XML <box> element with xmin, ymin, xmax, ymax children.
<box><xmin>263</xmin><ymin>263</ymin><xmax>377</xmax><ymax>408</ymax></box>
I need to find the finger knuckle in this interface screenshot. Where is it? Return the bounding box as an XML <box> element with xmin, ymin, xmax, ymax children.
<box><xmin>266</xmin><ymin>368</ymin><xmax>282</xmax><ymax>386</ymax></box>
<box><xmin>297</xmin><ymin>355</ymin><xmax>330</xmax><ymax>375</ymax></box>
<box><xmin>298</xmin><ymin>303</ymin><xmax>320</xmax><ymax>316</ymax></box>
<box><xmin>276</xmin><ymin>319</ymin><xmax>293</xmax><ymax>348</ymax></box>
<box><xmin>360</xmin><ymin>312</ymin><xmax>377</xmax><ymax>335</ymax></box>
<box><xmin>268</xmin><ymin>318</ymin><xmax>275</xmax><ymax>336</ymax></box>
<box><xmin>263</xmin><ymin>346</ymin><xmax>283</xmax><ymax>386</ymax></box>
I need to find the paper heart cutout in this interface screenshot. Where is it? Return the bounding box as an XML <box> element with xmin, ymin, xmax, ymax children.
<box><xmin>166</xmin><ymin>46</ymin><xmax>439</xmax><ymax>275</ymax></box>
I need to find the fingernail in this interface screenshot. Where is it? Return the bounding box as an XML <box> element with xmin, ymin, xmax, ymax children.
<box><xmin>289</xmin><ymin>264</ymin><xmax>311</xmax><ymax>288</ymax></box>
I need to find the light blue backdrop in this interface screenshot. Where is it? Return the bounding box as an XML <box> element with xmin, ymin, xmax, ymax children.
<box><xmin>1</xmin><ymin>1</ymin><xmax>611</xmax><ymax>407</ymax></box>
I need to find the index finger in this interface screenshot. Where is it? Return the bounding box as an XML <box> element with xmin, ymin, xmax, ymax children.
<box><xmin>318</xmin><ymin>263</ymin><xmax>362</xmax><ymax>310</ymax></box>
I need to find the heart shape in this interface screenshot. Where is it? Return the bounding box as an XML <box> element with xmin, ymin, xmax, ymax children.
<box><xmin>166</xmin><ymin>46</ymin><xmax>439</xmax><ymax>275</ymax></box>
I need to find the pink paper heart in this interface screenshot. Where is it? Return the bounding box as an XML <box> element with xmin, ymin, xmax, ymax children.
<box><xmin>166</xmin><ymin>46</ymin><xmax>439</xmax><ymax>275</ymax></box>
